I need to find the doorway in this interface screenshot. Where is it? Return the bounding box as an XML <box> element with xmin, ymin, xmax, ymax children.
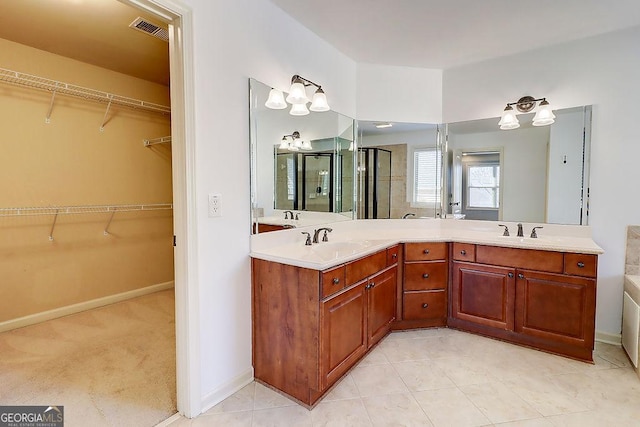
<box><xmin>452</xmin><ymin>150</ymin><xmax>503</xmax><ymax>221</ymax></box>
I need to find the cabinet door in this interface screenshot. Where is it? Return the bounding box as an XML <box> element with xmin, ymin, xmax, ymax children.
<box><xmin>367</xmin><ymin>267</ymin><xmax>397</xmax><ymax>347</ymax></box>
<box><xmin>452</xmin><ymin>262</ymin><xmax>515</xmax><ymax>330</ymax></box>
<box><xmin>320</xmin><ymin>282</ymin><xmax>367</xmax><ymax>388</ymax></box>
<box><xmin>515</xmin><ymin>269</ymin><xmax>596</xmax><ymax>349</ymax></box>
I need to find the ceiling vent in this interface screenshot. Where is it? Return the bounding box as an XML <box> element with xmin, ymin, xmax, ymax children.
<box><xmin>129</xmin><ymin>17</ymin><xmax>169</xmax><ymax>42</ymax></box>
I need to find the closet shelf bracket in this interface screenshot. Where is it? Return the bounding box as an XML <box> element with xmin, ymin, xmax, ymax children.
<box><xmin>49</xmin><ymin>209</ymin><xmax>59</xmax><ymax>242</ymax></box>
<box><xmin>144</xmin><ymin>136</ymin><xmax>172</xmax><ymax>147</ymax></box>
<box><xmin>100</xmin><ymin>96</ymin><xmax>113</xmax><ymax>132</ymax></box>
<box><xmin>45</xmin><ymin>85</ymin><xmax>58</xmax><ymax>124</ymax></box>
<box><xmin>103</xmin><ymin>208</ymin><xmax>117</xmax><ymax>235</ymax></box>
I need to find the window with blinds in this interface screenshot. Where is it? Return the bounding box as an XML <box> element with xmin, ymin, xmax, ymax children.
<box><xmin>412</xmin><ymin>148</ymin><xmax>441</xmax><ymax>206</ymax></box>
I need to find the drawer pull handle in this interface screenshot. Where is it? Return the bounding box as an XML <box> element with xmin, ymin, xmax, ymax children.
<box><xmin>508</xmin><ymin>272</ymin><xmax>514</xmax><ymax>278</ymax></box>
<box><xmin>423</xmin><ymin>249</ymin><xmax>430</xmax><ymax>254</ymax></box>
<box><xmin>422</xmin><ymin>303</ymin><xmax>429</xmax><ymax>309</ymax></box>
<box><xmin>577</xmin><ymin>262</ymin><xmax>585</xmax><ymax>268</ymax></box>
<box><xmin>332</xmin><ymin>278</ymin><xmax>340</xmax><ymax>285</ymax></box>
<box><xmin>518</xmin><ymin>273</ymin><xmax>525</xmax><ymax>279</ymax></box>
<box><xmin>460</xmin><ymin>250</ymin><xmax>467</xmax><ymax>255</ymax></box>
<box><xmin>422</xmin><ymin>273</ymin><xmax>430</xmax><ymax>279</ymax></box>
<box><xmin>365</xmin><ymin>282</ymin><xmax>375</xmax><ymax>290</ymax></box>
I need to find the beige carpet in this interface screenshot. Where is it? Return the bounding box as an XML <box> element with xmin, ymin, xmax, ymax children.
<box><xmin>0</xmin><ymin>289</ymin><xmax>177</xmax><ymax>427</ymax></box>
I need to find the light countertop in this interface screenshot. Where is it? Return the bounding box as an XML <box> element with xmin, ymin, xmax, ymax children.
<box><xmin>250</xmin><ymin>219</ymin><xmax>604</xmax><ymax>271</ymax></box>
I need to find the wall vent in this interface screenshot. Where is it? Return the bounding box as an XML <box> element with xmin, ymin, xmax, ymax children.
<box><xmin>129</xmin><ymin>17</ymin><xmax>169</xmax><ymax>42</ymax></box>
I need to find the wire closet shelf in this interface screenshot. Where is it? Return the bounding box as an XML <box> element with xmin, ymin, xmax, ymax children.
<box><xmin>0</xmin><ymin>67</ymin><xmax>171</xmax><ymax>115</ymax></box>
<box><xmin>0</xmin><ymin>204</ymin><xmax>173</xmax><ymax>241</ymax></box>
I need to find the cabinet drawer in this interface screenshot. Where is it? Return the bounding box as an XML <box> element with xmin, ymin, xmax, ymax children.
<box><xmin>476</xmin><ymin>245</ymin><xmax>564</xmax><ymax>273</ymax></box>
<box><xmin>404</xmin><ymin>242</ymin><xmax>448</xmax><ymax>261</ymax></box>
<box><xmin>404</xmin><ymin>261</ymin><xmax>448</xmax><ymax>291</ymax></box>
<box><xmin>346</xmin><ymin>250</ymin><xmax>387</xmax><ymax>285</ymax></box>
<box><xmin>564</xmin><ymin>253</ymin><xmax>597</xmax><ymax>278</ymax></box>
<box><xmin>321</xmin><ymin>265</ymin><xmax>346</xmax><ymax>299</ymax></box>
<box><xmin>403</xmin><ymin>290</ymin><xmax>446</xmax><ymax>320</ymax></box>
<box><xmin>453</xmin><ymin>243</ymin><xmax>476</xmax><ymax>262</ymax></box>
<box><xmin>387</xmin><ymin>245</ymin><xmax>400</xmax><ymax>266</ymax></box>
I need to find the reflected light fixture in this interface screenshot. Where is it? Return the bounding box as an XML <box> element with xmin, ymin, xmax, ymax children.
<box><xmin>375</xmin><ymin>122</ymin><xmax>393</xmax><ymax>129</ymax></box>
<box><xmin>278</xmin><ymin>131</ymin><xmax>312</xmax><ymax>151</ymax></box>
<box><xmin>265</xmin><ymin>74</ymin><xmax>330</xmax><ymax>116</ymax></box>
<box><xmin>498</xmin><ymin>96</ymin><xmax>555</xmax><ymax>130</ymax></box>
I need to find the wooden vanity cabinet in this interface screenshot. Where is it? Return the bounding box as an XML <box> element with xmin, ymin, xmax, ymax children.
<box><xmin>396</xmin><ymin>242</ymin><xmax>448</xmax><ymax>329</ymax></box>
<box><xmin>252</xmin><ymin>247</ymin><xmax>397</xmax><ymax>407</ymax></box>
<box><xmin>449</xmin><ymin>245</ymin><xmax>597</xmax><ymax>361</ymax></box>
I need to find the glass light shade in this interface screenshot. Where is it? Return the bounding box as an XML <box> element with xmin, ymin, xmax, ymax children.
<box><xmin>293</xmin><ymin>138</ymin><xmax>303</xmax><ymax>148</ymax></box>
<box><xmin>288</xmin><ymin>145</ymin><xmax>299</xmax><ymax>151</ymax></box>
<box><xmin>289</xmin><ymin>103</ymin><xmax>309</xmax><ymax>116</ymax></box>
<box><xmin>301</xmin><ymin>140</ymin><xmax>313</xmax><ymax>150</ymax></box>
<box><xmin>265</xmin><ymin>88</ymin><xmax>287</xmax><ymax>109</ymax></box>
<box><xmin>278</xmin><ymin>138</ymin><xmax>289</xmax><ymax>149</ymax></box>
<box><xmin>532</xmin><ymin>100</ymin><xmax>556</xmax><ymax>126</ymax></box>
<box><xmin>309</xmin><ymin>89</ymin><xmax>330</xmax><ymax>112</ymax></box>
<box><xmin>286</xmin><ymin>81</ymin><xmax>309</xmax><ymax>105</ymax></box>
<box><xmin>498</xmin><ymin>106</ymin><xmax>520</xmax><ymax>130</ymax></box>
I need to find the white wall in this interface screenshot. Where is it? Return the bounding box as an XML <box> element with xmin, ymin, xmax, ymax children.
<box><xmin>357</xmin><ymin>63</ymin><xmax>443</xmax><ymax>123</ymax></box>
<box><xmin>443</xmin><ymin>25</ymin><xmax>640</xmax><ymax>335</ymax></box>
<box><xmin>181</xmin><ymin>0</ymin><xmax>357</xmax><ymax>411</ymax></box>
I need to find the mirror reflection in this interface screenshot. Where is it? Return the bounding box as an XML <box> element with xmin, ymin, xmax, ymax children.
<box><xmin>357</xmin><ymin>121</ymin><xmax>442</xmax><ymax>219</ymax></box>
<box><xmin>444</xmin><ymin>106</ymin><xmax>592</xmax><ymax>224</ymax></box>
<box><xmin>250</xmin><ymin>78</ymin><xmax>356</xmax><ymax>234</ymax></box>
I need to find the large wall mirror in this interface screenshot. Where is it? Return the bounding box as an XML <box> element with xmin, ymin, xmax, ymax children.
<box><xmin>249</xmin><ymin>78</ymin><xmax>356</xmax><ymax>234</ymax></box>
<box><xmin>357</xmin><ymin>121</ymin><xmax>443</xmax><ymax>219</ymax></box>
<box><xmin>444</xmin><ymin>106</ymin><xmax>592</xmax><ymax>225</ymax></box>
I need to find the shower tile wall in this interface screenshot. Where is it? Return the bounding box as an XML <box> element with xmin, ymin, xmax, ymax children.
<box><xmin>627</xmin><ymin>226</ymin><xmax>640</xmax><ymax>275</ymax></box>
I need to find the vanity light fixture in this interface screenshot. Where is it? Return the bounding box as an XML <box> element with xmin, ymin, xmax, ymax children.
<box><xmin>498</xmin><ymin>96</ymin><xmax>556</xmax><ymax>130</ymax></box>
<box><xmin>265</xmin><ymin>74</ymin><xmax>330</xmax><ymax>116</ymax></box>
<box><xmin>375</xmin><ymin>122</ymin><xmax>393</xmax><ymax>129</ymax></box>
<box><xmin>278</xmin><ymin>131</ymin><xmax>312</xmax><ymax>151</ymax></box>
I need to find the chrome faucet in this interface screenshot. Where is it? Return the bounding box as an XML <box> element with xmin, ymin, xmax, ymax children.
<box><xmin>300</xmin><ymin>231</ymin><xmax>312</xmax><ymax>246</ymax></box>
<box><xmin>517</xmin><ymin>223</ymin><xmax>524</xmax><ymax>237</ymax></box>
<box><xmin>402</xmin><ymin>213</ymin><xmax>416</xmax><ymax>219</ymax></box>
<box><xmin>498</xmin><ymin>224</ymin><xmax>510</xmax><ymax>236</ymax></box>
<box><xmin>313</xmin><ymin>227</ymin><xmax>333</xmax><ymax>244</ymax></box>
<box><xmin>283</xmin><ymin>210</ymin><xmax>294</xmax><ymax>219</ymax></box>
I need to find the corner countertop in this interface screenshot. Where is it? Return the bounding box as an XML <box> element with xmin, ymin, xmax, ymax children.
<box><xmin>250</xmin><ymin>219</ymin><xmax>604</xmax><ymax>271</ymax></box>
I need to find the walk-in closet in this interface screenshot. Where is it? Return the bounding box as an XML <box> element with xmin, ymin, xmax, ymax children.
<box><xmin>0</xmin><ymin>1</ymin><xmax>176</xmax><ymax>425</ymax></box>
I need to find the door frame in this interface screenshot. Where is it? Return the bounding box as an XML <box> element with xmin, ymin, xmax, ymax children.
<box><xmin>122</xmin><ymin>0</ymin><xmax>200</xmax><ymax>418</ymax></box>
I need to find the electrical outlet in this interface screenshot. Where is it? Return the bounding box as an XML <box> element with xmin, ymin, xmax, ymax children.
<box><xmin>208</xmin><ymin>193</ymin><xmax>222</xmax><ymax>217</ymax></box>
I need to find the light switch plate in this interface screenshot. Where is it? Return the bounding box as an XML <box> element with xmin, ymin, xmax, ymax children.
<box><xmin>208</xmin><ymin>193</ymin><xmax>222</xmax><ymax>217</ymax></box>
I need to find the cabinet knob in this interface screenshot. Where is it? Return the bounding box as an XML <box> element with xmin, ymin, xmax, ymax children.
<box><xmin>518</xmin><ymin>273</ymin><xmax>525</xmax><ymax>279</ymax></box>
<box><xmin>460</xmin><ymin>250</ymin><xmax>466</xmax><ymax>255</ymax></box>
<box><xmin>392</xmin><ymin>253</ymin><xmax>398</xmax><ymax>259</ymax></box>
<box><xmin>422</xmin><ymin>273</ymin><xmax>430</xmax><ymax>279</ymax></box>
<box><xmin>422</xmin><ymin>303</ymin><xmax>429</xmax><ymax>309</ymax></box>
<box><xmin>423</xmin><ymin>249</ymin><xmax>430</xmax><ymax>254</ymax></box>
<box><xmin>366</xmin><ymin>282</ymin><xmax>375</xmax><ymax>289</ymax></box>
<box><xmin>508</xmin><ymin>272</ymin><xmax>514</xmax><ymax>278</ymax></box>
<box><xmin>577</xmin><ymin>262</ymin><xmax>585</xmax><ymax>268</ymax></box>
<box><xmin>332</xmin><ymin>278</ymin><xmax>340</xmax><ymax>285</ymax></box>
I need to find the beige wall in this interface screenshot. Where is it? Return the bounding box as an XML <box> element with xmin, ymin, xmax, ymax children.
<box><xmin>0</xmin><ymin>39</ymin><xmax>173</xmax><ymax>323</ymax></box>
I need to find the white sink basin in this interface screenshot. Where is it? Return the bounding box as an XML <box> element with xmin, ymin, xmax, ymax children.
<box><xmin>310</xmin><ymin>240</ymin><xmax>387</xmax><ymax>261</ymax></box>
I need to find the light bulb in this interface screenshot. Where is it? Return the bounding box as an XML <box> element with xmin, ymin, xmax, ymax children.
<box><xmin>286</xmin><ymin>77</ymin><xmax>309</xmax><ymax>105</ymax></box>
<box><xmin>265</xmin><ymin>88</ymin><xmax>287</xmax><ymax>109</ymax></box>
<box><xmin>498</xmin><ymin>105</ymin><xmax>520</xmax><ymax>130</ymax></box>
<box><xmin>289</xmin><ymin>103</ymin><xmax>309</xmax><ymax>116</ymax></box>
<box><xmin>532</xmin><ymin>99</ymin><xmax>556</xmax><ymax>126</ymax></box>
<box><xmin>309</xmin><ymin>88</ymin><xmax>330</xmax><ymax>112</ymax></box>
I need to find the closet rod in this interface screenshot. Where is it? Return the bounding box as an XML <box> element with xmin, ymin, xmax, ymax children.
<box><xmin>0</xmin><ymin>203</ymin><xmax>173</xmax><ymax>217</ymax></box>
<box><xmin>144</xmin><ymin>136</ymin><xmax>172</xmax><ymax>147</ymax></box>
<box><xmin>0</xmin><ymin>68</ymin><xmax>171</xmax><ymax>116</ymax></box>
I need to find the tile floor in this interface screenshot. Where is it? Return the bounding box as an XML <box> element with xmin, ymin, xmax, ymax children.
<box><xmin>167</xmin><ymin>328</ymin><xmax>640</xmax><ymax>426</ymax></box>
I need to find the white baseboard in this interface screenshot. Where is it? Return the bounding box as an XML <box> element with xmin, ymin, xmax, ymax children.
<box><xmin>595</xmin><ymin>330</ymin><xmax>622</xmax><ymax>346</ymax></box>
<box><xmin>0</xmin><ymin>281</ymin><xmax>174</xmax><ymax>333</ymax></box>
<box><xmin>154</xmin><ymin>413</ymin><xmax>181</xmax><ymax>427</ymax></box>
<box><xmin>200</xmin><ymin>367</ymin><xmax>254</xmax><ymax>415</ymax></box>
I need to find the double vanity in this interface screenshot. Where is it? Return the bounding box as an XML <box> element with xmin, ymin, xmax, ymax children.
<box><xmin>250</xmin><ymin>219</ymin><xmax>603</xmax><ymax>407</ymax></box>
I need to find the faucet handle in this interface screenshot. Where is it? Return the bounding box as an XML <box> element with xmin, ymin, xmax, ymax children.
<box><xmin>301</xmin><ymin>232</ymin><xmax>312</xmax><ymax>246</ymax></box>
<box><xmin>295</xmin><ymin>213</ymin><xmax>300</xmax><ymax>220</ymax></box>
<box><xmin>498</xmin><ymin>224</ymin><xmax>510</xmax><ymax>236</ymax></box>
<box><xmin>322</xmin><ymin>230</ymin><xmax>330</xmax><ymax>242</ymax></box>
<box><xmin>530</xmin><ymin>226</ymin><xmax>544</xmax><ymax>238</ymax></box>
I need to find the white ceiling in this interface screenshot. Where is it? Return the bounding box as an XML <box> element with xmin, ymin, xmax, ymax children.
<box><xmin>269</xmin><ymin>0</ymin><xmax>640</xmax><ymax>69</ymax></box>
